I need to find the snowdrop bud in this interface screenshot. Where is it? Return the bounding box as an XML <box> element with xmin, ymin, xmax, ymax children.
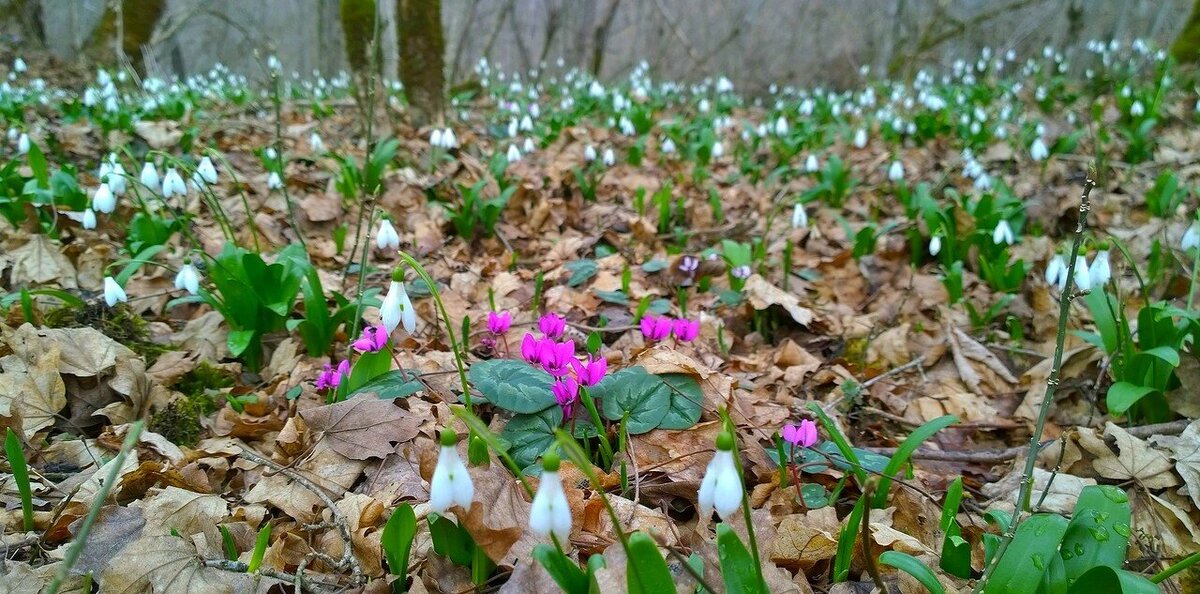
<box><xmin>1030</xmin><ymin>137</ymin><xmax>1049</xmax><ymax>161</ymax></box>
<box><xmin>711</xmin><ymin>141</ymin><xmax>724</xmax><ymax>158</ymax></box>
<box><xmin>805</xmin><ymin>154</ymin><xmax>819</xmax><ymax>173</ymax></box>
<box><xmin>523</xmin><ymin>137</ymin><xmax>535</xmax><ymax>154</ymax></box>
<box><xmin>929</xmin><ymin>235</ymin><xmax>942</xmax><ymax>256</ymax></box>
<box><xmin>107</xmin><ymin>162</ymin><xmax>127</xmax><ymax>195</ymax></box>
<box><xmin>1073</xmin><ymin>256</ymin><xmax>1092</xmax><ymax>291</ymax></box>
<box><xmin>992</xmin><ymin>220</ymin><xmax>1015</xmax><ymax>245</ymax></box>
<box><xmin>140</xmin><ymin>162</ymin><xmax>159</xmax><ymax>192</ymax></box>
<box><xmin>853</xmin><ymin>128</ymin><xmax>868</xmax><ymax>149</ymax></box>
<box><xmin>602</xmin><ymin>148</ymin><xmax>615</xmax><ymax>167</ymax></box>
<box><xmin>506</xmin><ymin>144</ymin><xmax>522</xmax><ymax>163</ymax></box>
<box><xmin>791</xmin><ymin>203</ymin><xmax>808</xmax><ymax>229</ymax></box>
<box><xmin>698</xmin><ymin>432</ymin><xmax>743</xmax><ymax>520</ymax></box>
<box><xmin>583</xmin><ymin>145</ymin><xmax>597</xmax><ymax>162</ymax></box>
<box><xmin>887</xmin><ymin>160</ymin><xmax>904</xmax><ymax>182</ymax></box>
<box><xmin>92</xmin><ymin>183</ymin><xmax>116</xmax><ymax>214</ymax></box>
<box><xmin>1089</xmin><ymin>250</ymin><xmax>1111</xmax><ymax>287</ymax></box>
<box><xmin>82</xmin><ymin>208</ymin><xmax>97</xmax><ymax>230</ymax></box>
<box><xmin>429</xmin><ymin>430</ymin><xmax>475</xmax><ymax>513</ymax></box>
<box><xmin>376</xmin><ymin>218</ymin><xmax>400</xmax><ymax>250</ymax></box>
<box><xmin>174</xmin><ymin>262</ymin><xmax>201</xmax><ymax>295</ymax></box>
<box><xmin>430</xmin><ymin>128</ymin><xmax>444</xmax><ymax>148</ymax></box>
<box><xmin>267</xmin><ymin>171</ymin><xmax>283</xmax><ymax>190</ymax></box>
<box><xmin>310</xmin><ymin>132</ymin><xmax>325</xmax><ymax>153</ymax></box>
<box><xmin>1183</xmin><ymin>221</ymin><xmax>1200</xmax><ymax>251</ymax></box>
<box><xmin>774</xmin><ymin>116</ymin><xmax>789</xmax><ymax>136</ymax></box>
<box><xmin>1130</xmin><ymin>101</ymin><xmax>1145</xmax><ymax>117</ymax></box>
<box><xmin>443</xmin><ymin>128</ymin><xmax>457</xmax><ymax>148</ymax></box>
<box><xmin>99</xmin><ymin>160</ymin><xmax>112</xmax><ymax>182</ymax></box>
<box><xmin>661</xmin><ymin>138</ymin><xmax>676</xmax><ymax>154</ymax></box>
<box><xmin>103</xmin><ymin>276</ymin><xmax>127</xmax><ymax>307</ymax></box>
<box><xmin>1045</xmin><ymin>255</ymin><xmax>1067</xmax><ymax>291</ymax></box>
<box><xmin>197</xmin><ymin>156</ymin><xmax>218</xmax><ymax>184</ymax></box>
<box><xmin>17</xmin><ymin>133</ymin><xmax>29</xmax><ymax>155</ymax></box>
<box><xmin>381</xmin><ymin>276</ymin><xmax>417</xmax><ymax>335</ymax></box>
<box><xmin>699</xmin><ymin>98</ymin><xmax>710</xmax><ymax>113</ymax></box>
<box><xmin>528</xmin><ymin>451</ymin><xmax>571</xmax><ymax>541</ymax></box>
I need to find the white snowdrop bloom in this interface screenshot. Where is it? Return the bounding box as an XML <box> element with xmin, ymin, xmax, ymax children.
<box><xmin>774</xmin><ymin>116</ymin><xmax>789</xmax><ymax>136</ymax></box>
<box><xmin>140</xmin><ymin>162</ymin><xmax>159</xmax><ymax>192</ymax></box>
<box><xmin>602</xmin><ymin>148</ymin><xmax>615</xmax><ymax>167</ymax></box>
<box><xmin>661</xmin><ymin>138</ymin><xmax>676</xmax><ymax>154</ymax></box>
<box><xmin>265</xmin><ymin>147</ymin><xmax>278</xmax><ymax>160</ymax></box>
<box><xmin>107</xmin><ymin>162</ymin><xmax>127</xmax><ymax>195</ymax></box>
<box><xmin>17</xmin><ymin>132</ymin><xmax>29</xmax><ymax>155</ymax></box>
<box><xmin>1130</xmin><ymin>101</ymin><xmax>1145</xmax><ymax>117</ymax></box>
<box><xmin>853</xmin><ymin>128</ymin><xmax>868</xmax><ymax>149</ymax></box>
<box><xmin>1073</xmin><ymin>256</ymin><xmax>1092</xmax><ymax>291</ymax></box>
<box><xmin>507</xmin><ymin>118</ymin><xmax>519</xmax><ymax>138</ymax></box>
<box><xmin>1045</xmin><ymin>255</ymin><xmax>1068</xmax><ymax>291</ymax></box>
<box><xmin>1183</xmin><ymin>222</ymin><xmax>1200</xmax><ymax>251</ymax></box>
<box><xmin>506</xmin><ymin>144</ymin><xmax>522</xmax><ymax>163</ymax></box>
<box><xmin>583</xmin><ymin>145</ymin><xmax>597</xmax><ymax>162</ymax></box>
<box><xmin>429</xmin><ymin>431</ymin><xmax>474</xmax><ymax>514</ymax></box>
<box><xmin>805</xmin><ymin>154</ymin><xmax>819</xmax><ymax>173</ymax></box>
<box><xmin>699</xmin><ymin>98</ymin><xmax>710</xmax><ymax>113</ymax></box>
<box><xmin>528</xmin><ymin>453</ymin><xmax>571</xmax><ymax>541</ymax></box>
<box><xmin>99</xmin><ymin>159</ymin><xmax>113</xmax><ymax>182</ymax></box>
<box><xmin>798</xmin><ymin>98</ymin><xmax>814</xmax><ymax>116</ymax></box>
<box><xmin>174</xmin><ymin>263</ymin><xmax>201</xmax><ymax>295</ymax></box>
<box><xmin>430</xmin><ymin>128</ymin><xmax>444</xmax><ymax>148</ymax></box>
<box><xmin>442</xmin><ymin>128</ymin><xmax>457</xmax><ymax>148</ymax></box>
<box><xmin>92</xmin><ymin>183</ymin><xmax>116</xmax><ymax>214</ymax></box>
<box><xmin>929</xmin><ymin>235</ymin><xmax>942</xmax><ymax>256</ymax></box>
<box><xmin>267</xmin><ymin>171</ymin><xmax>283</xmax><ymax>190</ymax></box>
<box><xmin>1030</xmin><ymin>137</ymin><xmax>1049</xmax><ymax>161</ymax></box>
<box><xmin>82</xmin><ymin>208</ymin><xmax>97</xmax><ymax>230</ymax></box>
<box><xmin>697</xmin><ymin>433</ymin><xmax>743</xmax><ymax>520</ymax></box>
<box><xmin>197</xmin><ymin>156</ymin><xmax>218</xmax><ymax>184</ymax></box>
<box><xmin>162</xmin><ymin>168</ymin><xmax>186</xmax><ymax>198</ymax></box>
<box><xmin>267</xmin><ymin>55</ymin><xmax>281</xmax><ymax>72</ymax></box>
<box><xmin>887</xmin><ymin>160</ymin><xmax>904</xmax><ymax>182</ymax></box>
<box><xmin>13</xmin><ymin>58</ymin><xmax>26</xmax><ymax>73</ymax></box>
<box><xmin>310</xmin><ymin>132</ymin><xmax>325</xmax><ymax>153</ymax></box>
<box><xmin>992</xmin><ymin>220</ymin><xmax>1015</xmax><ymax>245</ymax></box>
<box><xmin>381</xmin><ymin>278</ymin><xmax>417</xmax><ymax>335</ymax></box>
<box><xmin>711</xmin><ymin>141</ymin><xmax>724</xmax><ymax>158</ymax></box>
<box><xmin>103</xmin><ymin>276</ymin><xmax>127</xmax><ymax>307</ymax></box>
<box><xmin>523</xmin><ymin>137</ymin><xmax>535</xmax><ymax>154</ymax></box>
<box><xmin>376</xmin><ymin>218</ymin><xmax>400</xmax><ymax>250</ymax></box>
<box><xmin>6</xmin><ymin>128</ymin><xmax>15</xmax><ymax>143</ymax></box>
<box><xmin>1089</xmin><ymin>250</ymin><xmax>1111</xmax><ymax>287</ymax></box>
<box><xmin>792</xmin><ymin>203</ymin><xmax>808</xmax><ymax>229</ymax></box>
<box><xmin>716</xmin><ymin>76</ymin><xmax>734</xmax><ymax>93</ymax></box>
<box><xmin>520</xmin><ymin>115</ymin><xmax>534</xmax><ymax>132</ymax></box>
<box><xmin>529</xmin><ymin>103</ymin><xmax>541</xmax><ymax>118</ymax></box>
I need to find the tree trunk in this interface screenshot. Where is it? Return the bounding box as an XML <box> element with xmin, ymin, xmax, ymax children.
<box><xmin>396</xmin><ymin>0</ymin><xmax>445</xmax><ymax>126</ymax></box>
<box><xmin>85</xmin><ymin>0</ymin><xmax>166</xmax><ymax>75</ymax></box>
<box><xmin>340</xmin><ymin>0</ymin><xmax>376</xmax><ymax>76</ymax></box>
<box><xmin>1172</xmin><ymin>0</ymin><xmax>1200</xmax><ymax>62</ymax></box>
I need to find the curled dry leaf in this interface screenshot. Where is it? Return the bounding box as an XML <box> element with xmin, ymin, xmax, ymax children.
<box><xmin>5</xmin><ymin>234</ymin><xmax>78</xmax><ymax>288</ymax></box>
<box><xmin>69</xmin><ymin>506</ymin><xmax>146</xmax><ymax>576</ymax></box>
<box><xmin>98</xmin><ymin>533</ymin><xmax>259</xmax><ymax>593</ymax></box>
<box><xmin>243</xmin><ymin>442</ymin><xmax>366</xmax><ymax>524</ymax></box>
<box><xmin>0</xmin><ymin>337</ymin><xmax>66</xmax><ymax>436</ymax></box>
<box><xmin>1149</xmin><ymin>420</ymin><xmax>1200</xmax><ymax>508</ymax></box>
<box><xmin>944</xmin><ymin>323</ymin><xmax>1016</xmax><ymax>394</ymax></box>
<box><xmin>1078</xmin><ymin>423</ymin><xmax>1179</xmax><ymax>490</ymax></box>
<box><xmin>300</xmin><ymin>395</ymin><xmax>420</xmax><ymax>461</ymax></box>
<box><xmin>743</xmin><ymin>274</ymin><xmax>815</xmax><ymax>327</ymax></box>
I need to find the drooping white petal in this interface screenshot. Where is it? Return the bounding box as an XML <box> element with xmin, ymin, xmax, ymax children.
<box><xmin>929</xmin><ymin>235</ymin><xmax>942</xmax><ymax>256</ymax></box>
<box><xmin>709</xmin><ymin>450</ymin><xmax>743</xmax><ymax>520</ymax></box>
<box><xmin>1183</xmin><ymin>222</ymin><xmax>1200</xmax><ymax>251</ymax></box>
<box><xmin>175</xmin><ymin>264</ymin><xmax>201</xmax><ymax>295</ymax></box>
<box><xmin>82</xmin><ymin>209</ymin><xmax>97</xmax><ymax>230</ymax></box>
<box><xmin>103</xmin><ymin>276</ymin><xmax>127</xmax><ymax>307</ymax></box>
<box><xmin>92</xmin><ymin>183</ymin><xmax>116</xmax><ymax>214</ymax></box>
<box><xmin>1073</xmin><ymin>256</ymin><xmax>1092</xmax><ymax>291</ymax></box>
<box><xmin>429</xmin><ymin>445</ymin><xmax>473</xmax><ymax>513</ymax></box>
<box><xmin>887</xmin><ymin>160</ymin><xmax>904</xmax><ymax>182</ymax></box>
<box><xmin>529</xmin><ymin>471</ymin><xmax>571</xmax><ymax>541</ymax></box>
<box><xmin>376</xmin><ymin>219</ymin><xmax>400</xmax><ymax>250</ymax></box>
<box><xmin>197</xmin><ymin>156</ymin><xmax>218</xmax><ymax>184</ymax></box>
<box><xmin>792</xmin><ymin>204</ymin><xmax>808</xmax><ymax>229</ymax></box>
<box><xmin>140</xmin><ymin>162</ymin><xmax>160</xmax><ymax>192</ymax></box>
<box><xmin>1089</xmin><ymin>250</ymin><xmax>1111</xmax><ymax>287</ymax></box>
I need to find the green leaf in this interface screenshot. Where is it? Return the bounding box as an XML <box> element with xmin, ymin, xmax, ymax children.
<box><xmin>469</xmin><ymin>359</ymin><xmax>555</xmax><ymax>413</ymax></box>
<box><xmin>5</xmin><ymin>428</ymin><xmax>34</xmax><ymax>531</ymax></box>
<box><xmin>807</xmin><ymin>402</ymin><xmax>867</xmax><ymax>484</ymax></box>
<box><xmin>625</xmin><ymin>531</ymin><xmax>676</xmax><ymax>594</ymax></box>
<box><xmin>219</xmin><ymin>524</ymin><xmax>238</xmax><ymax>560</ymax></box>
<box><xmin>565</xmin><ymin>259</ymin><xmax>599</xmax><ymax>287</ymax></box>
<box><xmin>833</xmin><ymin>495</ymin><xmax>867</xmax><ymax>582</ymax></box>
<box><xmin>716</xmin><ymin>524</ymin><xmax>768</xmax><ymax>594</ymax></box>
<box><xmin>1132</xmin><ymin>345</ymin><xmax>1180</xmax><ymax>368</ymax></box>
<box><xmin>248</xmin><ymin>521</ymin><xmax>271</xmax><ymax>573</ymax></box>
<box><xmin>346</xmin><ymin>348</ymin><xmax>392</xmax><ymax>393</ymax></box>
<box><xmin>1106</xmin><ymin>382</ymin><xmax>1157</xmax><ymax>416</ymax></box>
<box><xmin>502</xmin><ymin>407</ymin><xmax>595</xmax><ymax>470</ymax></box>
<box><xmin>227</xmin><ymin>329</ymin><xmax>256</xmax><ymax>357</ymax></box>
<box><xmin>594</xmin><ymin>289</ymin><xmax>629</xmax><ymax>305</ymax></box>
<box><xmin>115</xmin><ymin>244</ymin><xmax>167</xmax><ymax>285</ymax></box>
<box><xmin>27</xmin><ymin>141</ymin><xmax>48</xmax><ymax>188</ymax></box>
<box><xmin>382</xmin><ymin>504</ymin><xmax>417</xmax><ymax>594</ymax></box>
<box><xmin>984</xmin><ymin>513</ymin><xmax>1070</xmax><ymax>594</ymax></box>
<box><xmin>880</xmin><ymin>551</ymin><xmax>945</xmax><ymax>594</ymax></box>
<box><xmin>348</xmin><ymin>369</ymin><xmax>423</xmax><ymax>400</ymax></box>
<box><xmin>1068</xmin><ymin>567</ymin><xmax>1159</xmax><ymax>594</ymax></box>
<box><xmin>939</xmin><ymin>477</ymin><xmax>971</xmax><ymax>578</ymax></box>
<box><xmin>429</xmin><ymin>513</ymin><xmax>474</xmax><ymax>567</ymax></box>
<box><xmin>1061</xmin><ymin>486</ymin><xmax>1131</xmax><ymax>582</ymax></box>
<box><xmin>533</xmin><ymin>544</ymin><xmax>588</xmax><ymax>594</ymax></box>
<box><xmin>873</xmin><ymin>415</ymin><xmax>957</xmax><ymax>508</ymax></box>
<box><xmin>594</xmin><ymin>367</ymin><xmax>670</xmax><ymax>434</ymax></box>
<box><xmin>656</xmin><ymin>373</ymin><xmax>704</xmax><ymax>430</ymax></box>
<box><xmin>641</xmin><ymin>259</ymin><xmax>668</xmax><ymax>273</ymax></box>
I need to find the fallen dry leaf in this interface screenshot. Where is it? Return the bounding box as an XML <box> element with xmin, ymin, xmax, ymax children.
<box><xmin>1079</xmin><ymin>423</ymin><xmax>1179</xmax><ymax>490</ymax></box>
<box><xmin>301</xmin><ymin>395</ymin><xmax>420</xmax><ymax>461</ymax></box>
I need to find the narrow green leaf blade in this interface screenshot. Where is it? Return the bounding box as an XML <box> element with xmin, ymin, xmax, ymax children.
<box><xmin>985</xmin><ymin>513</ymin><xmax>1069</xmax><ymax>594</ymax></box>
<box><xmin>533</xmin><ymin>543</ymin><xmax>588</xmax><ymax>594</ymax></box>
<box><xmin>625</xmin><ymin>532</ymin><xmax>676</xmax><ymax>594</ymax></box>
<box><xmin>880</xmin><ymin>551</ymin><xmax>945</xmax><ymax>594</ymax></box>
<box><xmin>382</xmin><ymin>504</ymin><xmax>417</xmax><ymax>594</ymax></box>
<box><xmin>716</xmin><ymin>523</ymin><xmax>768</xmax><ymax>594</ymax></box>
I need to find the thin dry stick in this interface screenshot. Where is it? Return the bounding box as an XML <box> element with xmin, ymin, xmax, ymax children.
<box><xmin>202</xmin><ymin>559</ymin><xmax>340</xmax><ymax>593</ymax></box>
<box><xmin>971</xmin><ymin>174</ymin><xmax>1095</xmax><ymax>594</ymax></box>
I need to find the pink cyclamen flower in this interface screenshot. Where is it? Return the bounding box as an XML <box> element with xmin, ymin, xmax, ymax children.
<box><xmin>781</xmin><ymin>419</ymin><xmax>819</xmax><ymax>448</ymax></box>
<box><xmin>316</xmin><ymin>360</ymin><xmax>351</xmax><ymax>391</ymax></box>
<box><xmin>352</xmin><ymin>324</ymin><xmax>389</xmax><ymax>353</ymax></box>
<box><xmin>672</xmin><ymin>318</ymin><xmax>700</xmax><ymax>342</ymax></box>
<box><xmin>538</xmin><ymin>312</ymin><xmax>566</xmax><ymax>339</ymax></box>
<box><xmin>571</xmin><ymin>355</ymin><xmax>607</xmax><ymax>387</ymax></box>
<box><xmin>640</xmin><ymin>315</ymin><xmax>673</xmax><ymax>341</ymax></box>
<box><xmin>540</xmin><ymin>340</ymin><xmax>576</xmax><ymax>377</ymax></box>
<box><xmin>521</xmin><ymin>333</ymin><xmax>541</xmax><ymax>365</ymax></box>
<box><xmin>553</xmin><ymin>377</ymin><xmax>579</xmax><ymax>423</ymax></box>
<box><xmin>487</xmin><ymin>311</ymin><xmax>512</xmax><ymax>335</ymax></box>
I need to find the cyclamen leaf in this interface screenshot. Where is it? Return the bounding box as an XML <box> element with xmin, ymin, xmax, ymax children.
<box><xmin>470</xmin><ymin>359</ymin><xmax>556</xmax><ymax>413</ymax></box>
<box><xmin>594</xmin><ymin>367</ymin><xmax>669</xmax><ymax>434</ymax></box>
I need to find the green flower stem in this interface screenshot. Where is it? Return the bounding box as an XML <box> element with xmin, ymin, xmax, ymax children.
<box><xmin>270</xmin><ymin>70</ymin><xmax>307</xmax><ymax>249</ymax></box>
<box><xmin>578</xmin><ymin>386</ymin><xmax>613</xmax><ymax>469</ymax></box>
<box><xmin>451</xmin><ymin>406</ymin><xmax>533</xmax><ymax>497</ymax></box>
<box><xmin>397</xmin><ymin>250</ymin><xmax>472</xmax><ymax>411</ymax></box>
<box><xmin>723</xmin><ymin>415</ymin><xmax>767</xmax><ymax>592</ymax></box>
<box><xmin>347</xmin><ymin>206</ymin><xmax>378</xmax><ymax>348</ymax></box>
<box><xmin>1153</xmin><ymin>549</ymin><xmax>1200</xmax><ymax>584</ymax></box>
<box><xmin>207</xmin><ymin>150</ymin><xmax>264</xmax><ymax>252</ymax></box>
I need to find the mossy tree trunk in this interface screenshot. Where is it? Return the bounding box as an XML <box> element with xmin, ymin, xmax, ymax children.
<box><xmin>86</xmin><ymin>0</ymin><xmax>166</xmax><ymax>75</ymax></box>
<box><xmin>396</xmin><ymin>0</ymin><xmax>445</xmax><ymax>126</ymax></box>
<box><xmin>340</xmin><ymin>0</ymin><xmax>376</xmax><ymax>76</ymax></box>
<box><xmin>1173</xmin><ymin>0</ymin><xmax>1200</xmax><ymax>62</ymax></box>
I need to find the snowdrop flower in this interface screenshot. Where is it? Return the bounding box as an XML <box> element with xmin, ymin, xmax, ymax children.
<box><xmin>1073</xmin><ymin>256</ymin><xmax>1092</xmax><ymax>291</ymax></box>
<box><xmin>887</xmin><ymin>160</ymin><xmax>905</xmax><ymax>182</ymax></box>
<box><xmin>1030</xmin><ymin>137</ymin><xmax>1049</xmax><ymax>161</ymax></box>
<box><xmin>781</xmin><ymin>419</ymin><xmax>818</xmax><ymax>447</ymax></box>
<box><xmin>929</xmin><ymin>234</ymin><xmax>942</xmax><ymax>256</ymax></box>
<box><xmin>265</xmin><ymin>147</ymin><xmax>277</xmax><ymax>160</ymax></box>
<box><xmin>774</xmin><ymin>116</ymin><xmax>789</xmax><ymax>136</ymax></box>
<box><xmin>1183</xmin><ymin>221</ymin><xmax>1200</xmax><ymax>251</ymax></box>
<box><xmin>992</xmin><ymin>220</ymin><xmax>1015</xmax><ymax>245</ymax></box>
<box><xmin>698</xmin><ymin>432</ymin><xmax>743</xmax><ymax>520</ymax></box>
<box><xmin>196</xmin><ymin>156</ymin><xmax>218</xmax><ymax>185</ymax></box>
<box><xmin>661</xmin><ymin>138</ymin><xmax>676</xmax><ymax>154</ymax></box>
<box><xmin>162</xmin><ymin>168</ymin><xmax>186</xmax><ymax>198</ymax></box>
<box><xmin>529</xmin><ymin>451</ymin><xmax>571</xmax><ymax>541</ymax></box>
<box><xmin>107</xmin><ymin>162</ymin><xmax>127</xmax><ymax>195</ymax></box>
<box><xmin>82</xmin><ymin>209</ymin><xmax>97</xmax><ymax>230</ymax></box>
<box><xmin>13</xmin><ymin>58</ymin><xmax>26</xmax><ymax>73</ymax></box>
<box><xmin>430</xmin><ymin>128</ymin><xmax>444</xmax><ymax>147</ymax></box>
<box><xmin>711</xmin><ymin>141</ymin><xmax>724</xmax><ymax>158</ymax></box>
<box><xmin>523</xmin><ymin>137</ymin><xmax>535</xmax><ymax>154</ymax></box>
<box><xmin>506</xmin><ymin>144</ymin><xmax>522</xmax><ymax>163</ymax></box>
<box><xmin>429</xmin><ymin>430</ymin><xmax>474</xmax><ymax>513</ymax></box>
<box><xmin>92</xmin><ymin>183</ymin><xmax>116</xmax><ymax>214</ymax></box>
<box><xmin>583</xmin><ymin>145</ymin><xmax>597</xmax><ymax>162</ymax></box>
<box><xmin>174</xmin><ymin>262</ymin><xmax>201</xmax><ymax>295</ymax></box>
<box><xmin>792</xmin><ymin>203</ymin><xmax>808</xmax><ymax>229</ymax></box>
<box><xmin>17</xmin><ymin>132</ymin><xmax>29</xmax><ymax>155</ymax></box>
<box><xmin>520</xmin><ymin>115</ymin><xmax>534</xmax><ymax>132</ymax></box>
<box><xmin>1130</xmin><ymin>100</ymin><xmax>1145</xmax><ymax>117</ymax></box>
<box><xmin>602</xmin><ymin>148</ymin><xmax>615</xmax><ymax>167</ymax></box>
<box><xmin>381</xmin><ymin>271</ymin><xmax>417</xmax><ymax>335</ymax></box>
<box><xmin>507</xmin><ymin>119</ymin><xmax>519</xmax><ymax>138</ymax></box>
<box><xmin>699</xmin><ymin>98</ymin><xmax>711</xmax><ymax>113</ymax></box>
<box><xmin>376</xmin><ymin>218</ymin><xmax>400</xmax><ymax>250</ymax></box>
<box><xmin>1045</xmin><ymin>254</ymin><xmax>1068</xmax><ymax>291</ymax></box>
<box><xmin>103</xmin><ymin>276</ymin><xmax>127</xmax><ymax>307</ymax></box>
<box><xmin>267</xmin><ymin>171</ymin><xmax>283</xmax><ymax>190</ymax></box>
<box><xmin>805</xmin><ymin>154</ymin><xmax>819</xmax><ymax>173</ymax></box>
<box><xmin>442</xmin><ymin>128</ymin><xmax>457</xmax><ymax>148</ymax></box>
<box><xmin>140</xmin><ymin>162</ymin><xmax>159</xmax><ymax>192</ymax></box>
<box><xmin>310</xmin><ymin>132</ymin><xmax>325</xmax><ymax>153</ymax></box>
<box><xmin>1089</xmin><ymin>250</ymin><xmax>1111</xmax><ymax>287</ymax></box>
<box><xmin>853</xmin><ymin>128</ymin><xmax>868</xmax><ymax>149</ymax></box>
